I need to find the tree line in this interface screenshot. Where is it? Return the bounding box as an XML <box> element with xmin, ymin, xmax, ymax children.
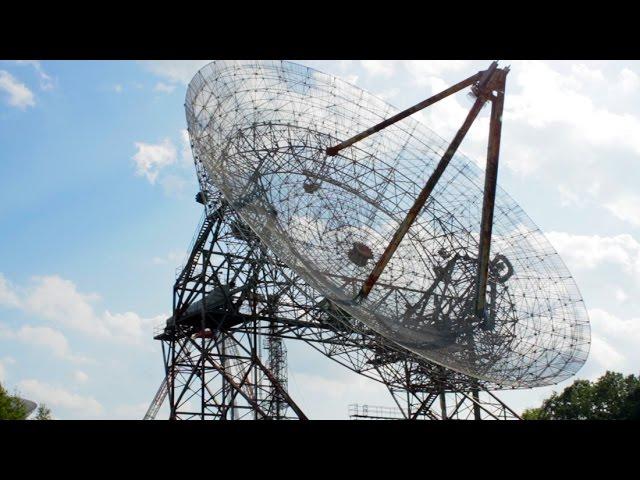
<box><xmin>523</xmin><ymin>371</ymin><xmax>640</xmax><ymax>420</ymax></box>
<box><xmin>0</xmin><ymin>382</ymin><xmax>52</xmax><ymax>420</ymax></box>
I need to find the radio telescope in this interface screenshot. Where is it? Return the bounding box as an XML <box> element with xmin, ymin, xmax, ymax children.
<box><xmin>147</xmin><ymin>60</ymin><xmax>590</xmax><ymax>420</ymax></box>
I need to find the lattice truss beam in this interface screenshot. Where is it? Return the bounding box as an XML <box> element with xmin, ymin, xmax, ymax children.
<box><xmin>350</xmin><ymin>387</ymin><xmax>520</xmax><ymax>420</ymax></box>
<box><xmin>147</xmin><ymin>186</ymin><xmax>521</xmax><ymax>420</ymax></box>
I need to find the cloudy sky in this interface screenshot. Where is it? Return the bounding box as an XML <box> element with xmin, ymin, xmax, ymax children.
<box><xmin>0</xmin><ymin>60</ymin><xmax>638</xmax><ymax>419</ymax></box>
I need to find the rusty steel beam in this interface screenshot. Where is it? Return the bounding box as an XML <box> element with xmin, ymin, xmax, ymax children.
<box><xmin>325</xmin><ymin>71</ymin><xmax>483</xmax><ymax>157</ymax></box>
<box><xmin>357</xmin><ymin>79</ymin><xmax>497</xmax><ymax>301</ymax></box>
<box><xmin>474</xmin><ymin>68</ymin><xmax>508</xmax><ymax>319</ymax></box>
<box><xmin>356</xmin><ymin>63</ymin><xmax>505</xmax><ymax>301</ymax></box>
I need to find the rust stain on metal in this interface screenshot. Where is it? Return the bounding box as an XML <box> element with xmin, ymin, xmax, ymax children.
<box><xmin>356</xmin><ymin>63</ymin><xmax>507</xmax><ymax>302</ymax></box>
<box><xmin>474</xmin><ymin>68</ymin><xmax>509</xmax><ymax>319</ymax></box>
<box><xmin>326</xmin><ymin>72</ymin><xmax>482</xmax><ymax>157</ymax></box>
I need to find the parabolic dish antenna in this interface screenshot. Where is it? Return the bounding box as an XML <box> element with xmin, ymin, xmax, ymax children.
<box><xmin>185</xmin><ymin>60</ymin><xmax>590</xmax><ymax>388</ymax></box>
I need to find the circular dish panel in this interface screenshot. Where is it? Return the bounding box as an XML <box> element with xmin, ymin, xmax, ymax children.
<box><xmin>185</xmin><ymin>60</ymin><xmax>590</xmax><ymax>387</ymax></box>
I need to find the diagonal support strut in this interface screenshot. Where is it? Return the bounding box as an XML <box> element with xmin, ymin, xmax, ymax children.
<box><xmin>325</xmin><ymin>69</ymin><xmax>485</xmax><ymax>157</ymax></box>
<box><xmin>354</xmin><ymin>62</ymin><xmax>506</xmax><ymax>302</ymax></box>
<box><xmin>474</xmin><ymin>69</ymin><xmax>508</xmax><ymax>320</ymax></box>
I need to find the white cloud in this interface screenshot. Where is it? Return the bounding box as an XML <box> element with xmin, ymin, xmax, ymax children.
<box><xmin>571</xmin><ymin>63</ymin><xmax>604</xmax><ymax>83</ymax></box>
<box><xmin>376</xmin><ymin>87</ymin><xmax>400</xmax><ymax>101</ymax></box>
<box><xmin>614</xmin><ymin>288</ymin><xmax>628</xmax><ymax>302</ymax></box>
<box><xmin>341</xmin><ymin>74</ymin><xmax>358</xmax><ymax>85</ymax></box>
<box><xmin>618</xmin><ymin>68</ymin><xmax>639</xmax><ymax>94</ymax></box>
<box><xmin>74</xmin><ymin>370</ymin><xmax>89</xmax><ymax>383</ymax></box>
<box><xmin>605</xmin><ymin>193</ymin><xmax>640</xmax><ymax>227</ymax></box>
<box><xmin>288</xmin><ymin>369</ymin><xmax>390</xmax><ymax>419</ymax></box>
<box><xmin>24</xmin><ymin>275</ymin><xmax>109</xmax><ymax>337</ymax></box>
<box><xmin>507</xmin><ymin>61</ymin><xmax>640</xmax><ymax>155</ymax></box>
<box><xmin>22</xmin><ymin>326</ymin><xmax>78</xmax><ymax>360</ymax></box>
<box><xmin>360</xmin><ymin>60</ymin><xmax>395</xmax><ymax>78</ymax></box>
<box><xmin>557</xmin><ymin>184</ymin><xmax>586</xmax><ymax>207</ymax></box>
<box><xmin>132</xmin><ymin>138</ymin><xmax>177</xmax><ymax>184</ymax></box>
<box><xmin>502</xmin><ymin>144</ymin><xmax>542</xmax><ymax>176</ymax></box>
<box><xmin>15</xmin><ymin>60</ymin><xmax>54</xmax><ymax>90</ymax></box>
<box><xmin>590</xmin><ymin>308</ymin><xmax>640</xmax><ymax>339</ymax></box>
<box><xmin>587</xmin><ymin>308</ymin><xmax>640</xmax><ymax>374</ymax></box>
<box><xmin>154</xmin><ymin>82</ymin><xmax>175</xmax><ymax>94</ymax></box>
<box><xmin>335</xmin><ymin>60</ymin><xmax>355</xmax><ymax>70</ymax></box>
<box><xmin>0</xmin><ymin>70</ymin><xmax>35</xmax><ymax>109</ymax></box>
<box><xmin>545</xmin><ymin>231</ymin><xmax>640</xmax><ymax>279</ymax></box>
<box><xmin>18</xmin><ymin>379</ymin><xmax>104</xmax><ymax>417</ymax></box>
<box><xmin>0</xmin><ymin>273</ymin><xmax>166</xmax><ymax>346</ymax></box>
<box><xmin>0</xmin><ymin>324</ymin><xmax>88</xmax><ymax>363</ymax></box>
<box><xmin>0</xmin><ymin>273</ymin><xmax>20</xmax><ymax>308</ymax></box>
<box><xmin>587</xmin><ymin>334</ymin><xmax>625</xmax><ymax>376</ymax></box>
<box><xmin>144</xmin><ymin>60</ymin><xmax>210</xmax><ymax>85</ymax></box>
<box><xmin>179</xmin><ymin>129</ymin><xmax>193</xmax><ymax>166</ymax></box>
<box><xmin>113</xmin><ymin>84</ymin><xmax>123</xmax><ymax>93</ymax></box>
<box><xmin>403</xmin><ymin>60</ymin><xmax>470</xmax><ymax>84</ymax></box>
<box><xmin>556</xmin><ymin>181</ymin><xmax>604</xmax><ymax>210</ymax></box>
<box><xmin>132</xmin><ymin>130</ymin><xmax>194</xmax><ymax>196</ymax></box>
<box><xmin>103</xmin><ymin>310</ymin><xmax>161</xmax><ymax>342</ymax></box>
<box><xmin>460</xmin><ymin>61</ymin><xmax>640</xmax><ymax>230</ymax></box>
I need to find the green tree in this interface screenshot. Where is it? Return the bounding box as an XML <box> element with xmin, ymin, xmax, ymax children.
<box><xmin>521</xmin><ymin>407</ymin><xmax>544</xmax><ymax>420</ymax></box>
<box><xmin>0</xmin><ymin>383</ymin><xmax>29</xmax><ymax>420</ymax></box>
<box><xmin>34</xmin><ymin>404</ymin><xmax>52</xmax><ymax>420</ymax></box>
<box><xmin>523</xmin><ymin>371</ymin><xmax>640</xmax><ymax>420</ymax></box>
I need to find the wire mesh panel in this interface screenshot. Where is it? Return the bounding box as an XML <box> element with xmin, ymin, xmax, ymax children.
<box><xmin>185</xmin><ymin>60</ymin><xmax>590</xmax><ymax>388</ymax></box>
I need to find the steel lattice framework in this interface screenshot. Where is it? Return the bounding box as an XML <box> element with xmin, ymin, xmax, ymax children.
<box><xmin>150</xmin><ymin>186</ymin><xmax>520</xmax><ymax>420</ymax></box>
<box><xmin>184</xmin><ymin>60</ymin><xmax>590</xmax><ymax>388</ymax></box>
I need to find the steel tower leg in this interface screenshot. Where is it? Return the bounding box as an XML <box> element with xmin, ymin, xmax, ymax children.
<box><xmin>153</xmin><ymin>198</ymin><xmax>306</xmax><ymax>420</ymax></box>
<box><xmin>161</xmin><ymin>324</ymin><xmax>305</xmax><ymax>420</ymax></box>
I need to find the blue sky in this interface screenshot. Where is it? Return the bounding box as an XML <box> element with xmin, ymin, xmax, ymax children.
<box><xmin>0</xmin><ymin>60</ymin><xmax>639</xmax><ymax>419</ymax></box>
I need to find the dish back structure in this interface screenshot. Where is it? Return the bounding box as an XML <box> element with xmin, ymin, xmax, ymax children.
<box><xmin>183</xmin><ymin>60</ymin><xmax>590</xmax><ymax>388</ymax></box>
